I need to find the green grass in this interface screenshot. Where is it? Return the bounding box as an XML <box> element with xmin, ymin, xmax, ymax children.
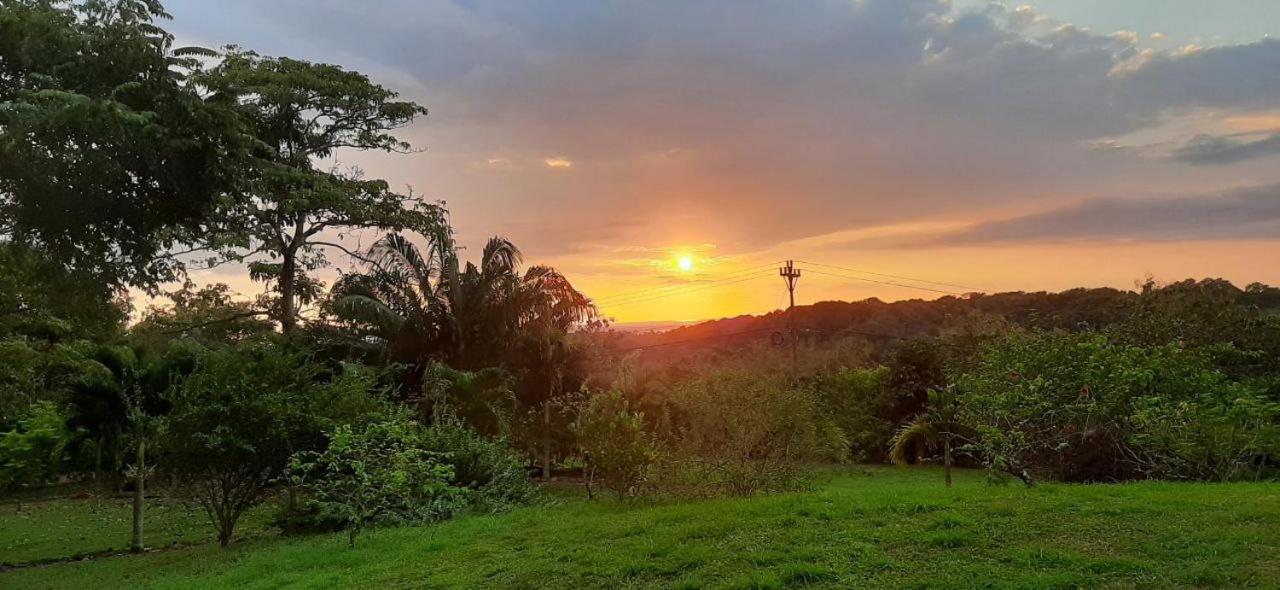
<box><xmin>1</xmin><ymin>494</ymin><xmax>275</xmax><ymax>566</ymax></box>
<box><xmin>3</xmin><ymin>467</ymin><xmax>1278</xmax><ymax>589</ymax></box>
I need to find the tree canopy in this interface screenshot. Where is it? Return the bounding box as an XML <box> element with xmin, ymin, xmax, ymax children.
<box><xmin>0</xmin><ymin>0</ymin><xmax>249</xmax><ymax>287</ymax></box>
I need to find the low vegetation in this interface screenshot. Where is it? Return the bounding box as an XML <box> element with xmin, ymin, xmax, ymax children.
<box><xmin>4</xmin><ymin>468</ymin><xmax>1278</xmax><ymax>589</ymax></box>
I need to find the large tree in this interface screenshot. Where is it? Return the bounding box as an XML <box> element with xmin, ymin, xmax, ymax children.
<box><xmin>195</xmin><ymin>49</ymin><xmax>439</xmax><ymax>333</ymax></box>
<box><xmin>0</xmin><ymin>0</ymin><xmax>248</xmax><ymax>287</ymax></box>
<box><xmin>332</xmin><ymin>230</ymin><xmax>600</xmax><ymax>371</ymax></box>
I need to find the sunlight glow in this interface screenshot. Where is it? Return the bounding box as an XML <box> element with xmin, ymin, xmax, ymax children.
<box><xmin>677</xmin><ymin>255</ymin><xmax>695</xmax><ymax>272</ymax></box>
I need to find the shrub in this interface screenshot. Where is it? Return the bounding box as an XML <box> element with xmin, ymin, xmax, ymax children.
<box><xmin>0</xmin><ymin>401</ymin><xmax>71</xmax><ymax>492</ymax></box>
<box><xmin>574</xmin><ymin>390</ymin><xmax>656</xmax><ymax>501</ymax></box>
<box><xmin>417</xmin><ymin>419</ymin><xmax>539</xmax><ymax>511</ymax></box>
<box><xmin>955</xmin><ymin>330</ymin><xmax>1279</xmax><ymax>483</ymax></box>
<box><xmin>290</xmin><ymin>418</ymin><xmax>466</xmax><ymax>546</ymax></box>
<box><xmin>270</xmin><ymin>498</ymin><xmax>348</xmax><ymax>537</ymax></box>
<box><xmin>658</xmin><ymin>372</ymin><xmax>847</xmax><ymax>497</ymax></box>
<box><xmin>809</xmin><ymin>367</ymin><xmax>895</xmax><ymax>462</ymax></box>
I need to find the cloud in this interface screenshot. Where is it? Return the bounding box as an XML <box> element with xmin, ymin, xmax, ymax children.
<box><xmin>1120</xmin><ymin>38</ymin><xmax>1280</xmax><ymax>111</ymax></box>
<box><xmin>934</xmin><ymin>184</ymin><xmax>1280</xmax><ymax>245</ymax></box>
<box><xmin>160</xmin><ymin>0</ymin><xmax>1280</xmax><ymax>258</ymax></box>
<box><xmin>1171</xmin><ymin>133</ymin><xmax>1280</xmax><ymax>165</ymax></box>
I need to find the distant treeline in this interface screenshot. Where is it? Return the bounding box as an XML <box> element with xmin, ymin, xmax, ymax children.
<box><xmin>615</xmin><ymin>278</ymin><xmax>1280</xmax><ymax>361</ymax></box>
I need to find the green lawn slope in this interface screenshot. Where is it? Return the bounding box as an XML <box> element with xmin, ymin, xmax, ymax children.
<box><xmin>3</xmin><ymin>468</ymin><xmax>1278</xmax><ymax>589</ymax></box>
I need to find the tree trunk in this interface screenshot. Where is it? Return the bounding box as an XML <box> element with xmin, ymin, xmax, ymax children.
<box><xmin>279</xmin><ymin>249</ymin><xmax>297</xmax><ymax>333</ymax></box>
<box><xmin>542</xmin><ymin>402</ymin><xmax>552</xmax><ymax>480</ymax></box>
<box><xmin>130</xmin><ymin>437</ymin><xmax>145</xmax><ymax>553</ymax></box>
<box><xmin>943</xmin><ymin>434</ymin><xmax>953</xmax><ymax>488</ymax></box>
<box><xmin>219</xmin><ymin>519</ymin><xmax>234</xmax><ymax>548</ymax></box>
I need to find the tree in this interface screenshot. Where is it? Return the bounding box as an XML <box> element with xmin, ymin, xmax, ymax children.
<box><xmin>163</xmin><ymin>342</ymin><xmax>381</xmax><ymax>546</ymax></box>
<box><xmin>953</xmin><ymin>330</ymin><xmax>1277</xmax><ymax>483</ymax></box>
<box><xmin>130</xmin><ymin>282</ymin><xmax>274</xmax><ymax>350</ymax></box>
<box><xmin>66</xmin><ymin>343</ymin><xmax>195</xmax><ymax>551</ymax></box>
<box><xmin>333</xmin><ymin>231</ymin><xmax>601</xmax><ymax>370</ymax></box>
<box><xmin>333</xmin><ymin>230</ymin><xmax>600</xmax><ymax>467</ymax></box>
<box><xmin>195</xmin><ymin>49</ymin><xmax>439</xmax><ymax>333</ymax></box>
<box><xmin>0</xmin><ymin>0</ymin><xmax>248</xmax><ymax>287</ymax></box>
<box><xmin>889</xmin><ymin>386</ymin><xmax>963</xmax><ymax>487</ymax></box>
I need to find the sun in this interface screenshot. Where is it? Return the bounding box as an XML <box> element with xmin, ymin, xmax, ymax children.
<box><xmin>676</xmin><ymin>255</ymin><xmax>695</xmax><ymax>272</ymax></box>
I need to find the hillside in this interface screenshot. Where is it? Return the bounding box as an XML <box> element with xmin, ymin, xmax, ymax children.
<box><xmin>610</xmin><ymin>279</ymin><xmax>1280</xmax><ymax>362</ymax></box>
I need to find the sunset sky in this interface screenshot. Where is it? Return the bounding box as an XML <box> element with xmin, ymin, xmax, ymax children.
<box><xmin>164</xmin><ymin>0</ymin><xmax>1280</xmax><ymax>323</ymax></box>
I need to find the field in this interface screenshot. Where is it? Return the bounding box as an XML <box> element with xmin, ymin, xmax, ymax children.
<box><xmin>2</xmin><ymin>468</ymin><xmax>1278</xmax><ymax>589</ymax></box>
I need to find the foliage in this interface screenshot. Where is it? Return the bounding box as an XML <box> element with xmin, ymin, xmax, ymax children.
<box><xmin>421</xmin><ymin>362</ymin><xmax>515</xmax><ymax>437</ymax></box>
<box><xmin>333</xmin><ymin>231</ymin><xmax>600</xmax><ymax>470</ymax></box>
<box><xmin>163</xmin><ymin>342</ymin><xmax>382</xmax><ymax>546</ymax></box>
<box><xmin>658</xmin><ymin>372</ymin><xmax>848</xmax><ymax>497</ymax></box>
<box><xmin>333</xmin><ymin>231</ymin><xmax>601</xmax><ymax>370</ymax></box>
<box><xmin>0</xmin><ymin>338</ymin><xmax>98</xmax><ymax>428</ymax></box>
<box><xmin>0</xmin><ymin>401</ymin><xmax>71</xmax><ymax>492</ymax></box>
<box><xmin>808</xmin><ymin>366</ymin><xmax>895</xmax><ymax>462</ymax></box>
<box><xmin>574</xmin><ymin>390</ymin><xmax>656</xmax><ymax>501</ymax></box>
<box><xmin>193</xmin><ymin>49</ymin><xmax>439</xmax><ymax>332</ymax></box>
<box><xmin>289</xmin><ymin>417</ymin><xmax>465</xmax><ymax>546</ymax></box>
<box><xmin>889</xmin><ymin>387</ymin><xmax>963</xmax><ymax>486</ymax></box>
<box><xmin>955</xmin><ymin>330</ymin><xmax>1278</xmax><ymax>483</ymax></box>
<box><xmin>415</xmin><ymin>419</ymin><xmax>539</xmax><ymax>511</ymax></box>
<box><xmin>131</xmin><ymin>283</ymin><xmax>274</xmax><ymax>350</ymax></box>
<box><xmin>0</xmin><ymin>243</ymin><xmax>126</xmax><ymax>341</ymax></box>
<box><xmin>0</xmin><ymin>0</ymin><xmax>249</xmax><ymax>287</ymax></box>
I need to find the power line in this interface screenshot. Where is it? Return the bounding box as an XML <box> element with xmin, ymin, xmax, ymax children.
<box><xmin>592</xmin><ymin>261</ymin><xmax>782</xmax><ymax>304</ymax></box>
<box><xmin>600</xmin><ymin>271</ymin><xmax>776</xmax><ymax>308</ymax></box>
<box><xmin>803</xmin><ymin>266</ymin><xmax>962</xmax><ymax>294</ymax></box>
<box><xmin>796</xmin><ymin>260</ymin><xmax>982</xmax><ymax>292</ymax></box>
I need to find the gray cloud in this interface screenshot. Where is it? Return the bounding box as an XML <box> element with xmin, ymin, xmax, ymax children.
<box><xmin>1122</xmin><ymin>39</ymin><xmax>1280</xmax><ymax>111</ymax></box>
<box><xmin>936</xmin><ymin>184</ymin><xmax>1280</xmax><ymax>245</ymax></box>
<box><xmin>1172</xmin><ymin>132</ymin><xmax>1280</xmax><ymax>165</ymax></box>
<box><xmin>161</xmin><ymin>0</ymin><xmax>1280</xmax><ymax>257</ymax></box>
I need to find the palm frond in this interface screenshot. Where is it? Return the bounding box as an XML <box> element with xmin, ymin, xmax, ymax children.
<box><xmin>481</xmin><ymin>236</ymin><xmax>522</xmax><ymax>276</ymax></box>
<box><xmin>333</xmin><ymin>294</ymin><xmax>406</xmax><ymax>333</ymax></box>
<box><xmin>889</xmin><ymin>417</ymin><xmax>939</xmax><ymax>466</ymax></box>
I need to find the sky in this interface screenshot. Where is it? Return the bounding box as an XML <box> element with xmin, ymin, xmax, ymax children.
<box><xmin>162</xmin><ymin>0</ymin><xmax>1280</xmax><ymax>323</ymax></box>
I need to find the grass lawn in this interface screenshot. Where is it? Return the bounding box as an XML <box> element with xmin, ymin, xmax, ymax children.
<box><xmin>3</xmin><ymin>467</ymin><xmax>1278</xmax><ymax>589</ymax></box>
<box><xmin>1</xmin><ymin>494</ymin><xmax>275</xmax><ymax>566</ymax></box>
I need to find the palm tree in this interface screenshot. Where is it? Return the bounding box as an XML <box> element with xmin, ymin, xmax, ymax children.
<box><xmin>889</xmin><ymin>386</ymin><xmax>962</xmax><ymax>487</ymax></box>
<box><xmin>67</xmin><ymin>345</ymin><xmax>191</xmax><ymax>552</ymax></box>
<box><xmin>331</xmin><ymin>228</ymin><xmax>599</xmax><ymax>400</ymax></box>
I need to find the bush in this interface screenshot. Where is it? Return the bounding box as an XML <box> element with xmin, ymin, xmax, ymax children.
<box><xmin>574</xmin><ymin>390</ymin><xmax>656</xmax><ymax>501</ymax></box>
<box><xmin>270</xmin><ymin>498</ymin><xmax>348</xmax><ymax>536</ymax></box>
<box><xmin>658</xmin><ymin>372</ymin><xmax>847</xmax><ymax>497</ymax></box>
<box><xmin>416</xmin><ymin>419</ymin><xmax>539</xmax><ymax>511</ymax></box>
<box><xmin>809</xmin><ymin>367</ymin><xmax>895</xmax><ymax>462</ymax></box>
<box><xmin>955</xmin><ymin>330</ymin><xmax>1279</xmax><ymax>483</ymax></box>
<box><xmin>0</xmin><ymin>401</ymin><xmax>71</xmax><ymax>492</ymax></box>
<box><xmin>290</xmin><ymin>418</ymin><xmax>467</xmax><ymax>546</ymax></box>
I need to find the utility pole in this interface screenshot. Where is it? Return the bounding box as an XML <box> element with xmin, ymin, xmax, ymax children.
<box><xmin>779</xmin><ymin>260</ymin><xmax>801</xmax><ymax>375</ymax></box>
